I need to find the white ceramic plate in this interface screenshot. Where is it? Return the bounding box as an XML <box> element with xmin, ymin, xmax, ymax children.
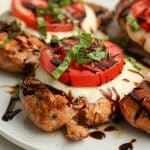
<box><xmin>0</xmin><ymin>0</ymin><xmax>150</xmax><ymax>150</ymax></box>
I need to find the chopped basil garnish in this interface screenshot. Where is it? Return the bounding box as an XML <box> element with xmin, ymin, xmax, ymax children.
<box><xmin>88</xmin><ymin>46</ymin><xmax>108</xmax><ymax>62</ymax></box>
<box><xmin>51</xmin><ymin>33</ymin><xmax>92</xmax><ymax>79</ymax></box>
<box><xmin>125</xmin><ymin>55</ymin><xmax>142</xmax><ymax>71</ymax></box>
<box><xmin>37</xmin><ymin>1</ymin><xmax>66</xmax><ymax>21</ymax></box>
<box><xmin>37</xmin><ymin>17</ymin><xmax>46</xmax><ymax>37</ymax></box>
<box><xmin>0</xmin><ymin>20</ymin><xmax>21</xmax><ymax>49</ymax></box>
<box><xmin>51</xmin><ymin>33</ymin><xmax>109</xmax><ymax>79</ymax></box>
<box><xmin>127</xmin><ymin>14</ymin><xmax>141</xmax><ymax>31</ymax></box>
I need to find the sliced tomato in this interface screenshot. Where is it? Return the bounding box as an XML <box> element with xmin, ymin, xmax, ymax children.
<box><xmin>141</xmin><ymin>22</ymin><xmax>150</xmax><ymax>31</ymax></box>
<box><xmin>40</xmin><ymin>40</ymin><xmax>124</xmax><ymax>87</ymax></box>
<box><xmin>12</xmin><ymin>0</ymin><xmax>85</xmax><ymax>32</ymax></box>
<box><xmin>59</xmin><ymin>72</ymin><xmax>70</xmax><ymax>84</ymax></box>
<box><xmin>131</xmin><ymin>0</ymin><xmax>150</xmax><ymax>31</ymax></box>
<box><xmin>131</xmin><ymin>0</ymin><xmax>148</xmax><ymax>17</ymax></box>
<box><xmin>40</xmin><ymin>47</ymin><xmax>55</xmax><ymax>74</ymax></box>
<box><xmin>99</xmin><ymin>70</ymin><xmax>107</xmax><ymax>85</ymax></box>
<box><xmin>69</xmin><ymin>69</ymin><xmax>100</xmax><ymax>87</ymax></box>
<box><xmin>12</xmin><ymin>0</ymin><xmax>47</xmax><ymax>28</ymax></box>
<box><xmin>46</xmin><ymin>21</ymin><xmax>73</xmax><ymax>32</ymax></box>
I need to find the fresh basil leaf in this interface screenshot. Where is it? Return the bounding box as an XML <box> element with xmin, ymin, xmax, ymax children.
<box><xmin>37</xmin><ymin>17</ymin><xmax>46</xmax><ymax>36</ymax></box>
<box><xmin>59</xmin><ymin>0</ymin><xmax>72</xmax><ymax>7</ymax></box>
<box><xmin>80</xmin><ymin>33</ymin><xmax>92</xmax><ymax>48</ymax></box>
<box><xmin>127</xmin><ymin>14</ymin><xmax>141</xmax><ymax>31</ymax></box>
<box><xmin>76</xmin><ymin>48</ymin><xmax>90</xmax><ymax>64</ymax></box>
<box><xmin>51</xmin><ymin>55</ymin><xmax>72</xmax><ymax>79</ymax></box>
<box><xmin>125</xmin><ymin>55</ymin><xmax>142</xmax><ymax>71</ymax></box>
<box><xmin>51</xmin><ymin>33</ymin><xmax>92</xmax><ymax>79</ymax></box>
<box><xmin>88</xmin><ymin>46</ymin><xmax>108</xmax><ymax>62</ymax></box>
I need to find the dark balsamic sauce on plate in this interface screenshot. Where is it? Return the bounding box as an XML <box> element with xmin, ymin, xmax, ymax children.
<box><xmin>119</xmin><ymin>139</ymin><xmax>136</xmax><ymax>150</ymax></box>
<box><xmin>1</xmin><ymin>84</ymin><xmax>22</xmax><ymax>121</ymax></box>
<box><xmin>89</xmin><ymin>131</ymin><xmax>105</xmax><ymax>140</ymax></box>
<box><xmin>104</xmin><ymin>125</ymin><xmax>116</xmax><ymax>132</ymax></box>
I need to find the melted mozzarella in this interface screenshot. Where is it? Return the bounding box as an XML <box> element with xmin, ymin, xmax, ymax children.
<box><xmin>35</xmin><ymin>61</ymin><xmax>144</xmax><ymax>103</ymax></box>
<box><xmin>126</xmin><ymin>20</ymin><xmax>150</xmax><ymax>53</ymax></box>
<box><xmin>0</xmin><ymin>4</ymin><xmax>98</xmax><ymax>43</ymax></box>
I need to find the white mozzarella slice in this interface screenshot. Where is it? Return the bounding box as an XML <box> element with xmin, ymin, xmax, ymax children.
<box><xmin>35</xmin><ymin>61</ymin><xmax>144</xmax><ymax>103</ymax></box>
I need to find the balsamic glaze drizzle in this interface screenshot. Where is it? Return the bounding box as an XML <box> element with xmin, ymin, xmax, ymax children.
<box><xmin>119</xmin><ymin>139</ymin><xmax>136</xmax><ymax>150</ymax></box>
<box><xmin>89</xmin><ymin>131</ymin><xmax>105</xmax><ymax>140</ymax></box>
<box><xmin>1</xmin><ymin>85</ymin><xmax>22</xmax><ymax>121</ymax></box>
<box><xmin>2</xmin><ymin>96</ymin><xmax>21</xmax><ymax>121</ymax></box>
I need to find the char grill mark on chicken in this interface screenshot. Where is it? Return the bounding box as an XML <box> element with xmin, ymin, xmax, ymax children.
<box><xmin>0</xmin><ymin>22</ymin><xmax>45</xmax><ymax>73</ymax></box>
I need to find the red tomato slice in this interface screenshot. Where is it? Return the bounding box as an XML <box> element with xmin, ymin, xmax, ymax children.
<box><xmin>12</xmin><ymin>0</ymin><xmax>47</xmax><ymax>28</ymax></box>
<box><xmin>46</xmin><ymin>21</ymin><xmax>73</xmax><ymax>32</ymax></box>
<box><xmin>12</xmin><ymin>0</ymin><xmax>85</xmax><ymax>32</ymax></box>
<box><xmin>131</xmin><ymin>0</ymin><xmax>150</xmax><ymax>31</ymax></box>
<box><xmin>131</xmin><ymin>0</ymin><xmax>149</xmax><ymax>17</ymax></box>
<box><xmin>69</xmin><ymin>69</ymin><xmax>100</xmax><ymax>87</ymax></box>
<box><xmin>40</xmin><ymin>47</ymin><xmax>55</xmax><ymax>74</ymax></box>
<box><xmin>99</xmin><ymin>70</ymin><xmax>107</xmax><ymax>85</ymax></box>
<box><xmin>40</xmin><ymin>40</ymin><xmax>124</xmax><ymax>87</ymax></box>
<box><xmin>141</xmin><ymin>22</ymin><xmax>150</xmax><ymax>31</ymax></box>
<box><xmin>59</xmin><ymin>72</ymin><xmax>70</xmax><ymax>84</ymax></box>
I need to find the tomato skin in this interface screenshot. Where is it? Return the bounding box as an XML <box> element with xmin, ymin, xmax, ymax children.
<box><xmin>106</xmin><ymin>64</ymin><xmax>120</xmax><ymax>81</ymax></box>
<box><xmin>99</xmin><ymin>70</ymin><xmax>107</xmax><ymax>85</ymax></box>
<box><xmin>69</xmin><ymin>69</ymin><xmax>100</xmax><ymax>87</ymax></box>
<box><xmin>59</xmin><ymin>72</ymin><xmax>70</xmax><ymax>84</ymax></box>
<box><xmin>40</xmin><ymin>48</ymin><xmax>55</xmax><ymax>74</ymax></box>
<box><xmin>12</xmin><ymin>0</ymin><xmax>47</xmax><ymax>28</ymax></box>
<box><xmin>46</xmin><ymin>22</ymin><xmax>74</xmax><ymax>32</ymax></box>
<box><xmin>101</xmin><ymin>41</ymin><xmax>123</xmax><ymax>57</ymax></box>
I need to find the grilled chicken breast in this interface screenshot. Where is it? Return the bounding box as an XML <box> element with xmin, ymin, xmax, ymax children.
<box><xmin>116</xmin><ymin>0</ymin><xmax>150</xmax><ymax>54</ymax></box>
<box><xmin>20</xmin><ymin>76</ymin><xmax>117</xmax><ymax>140</ymax></box>
<box><xmin>120</xmin><ymin>81</ymin><xmax>150</xmax><ymax>133</ymax></box>
<box><xmin>0</xmin><ymin>22</ymin><xmax>45</xmax><ymax>73</ymax></box>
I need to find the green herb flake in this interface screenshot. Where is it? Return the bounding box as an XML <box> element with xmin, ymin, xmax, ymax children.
<box><xmin>125</xmin><ymin>55</ymin><xmax>142</xmax><ymax>71</ymax></box>
<box><xmin>37</xmin><ymin>17</ymin><xmax>47</xmax><ymax>36</ymax></box>
<box><xmin>36</xmin><ymin>8</ymin><xmax>51</xmax><ymax>15</ymax></box>
<box><xmin>88</xmin><ymin>46</ymin><xmax>108</xmax><ymax>62</ymax></box>
<box><xmin>127</xmin><ymin>14</ymin><xmax>141</xmax><ymax>31</ymax></box>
